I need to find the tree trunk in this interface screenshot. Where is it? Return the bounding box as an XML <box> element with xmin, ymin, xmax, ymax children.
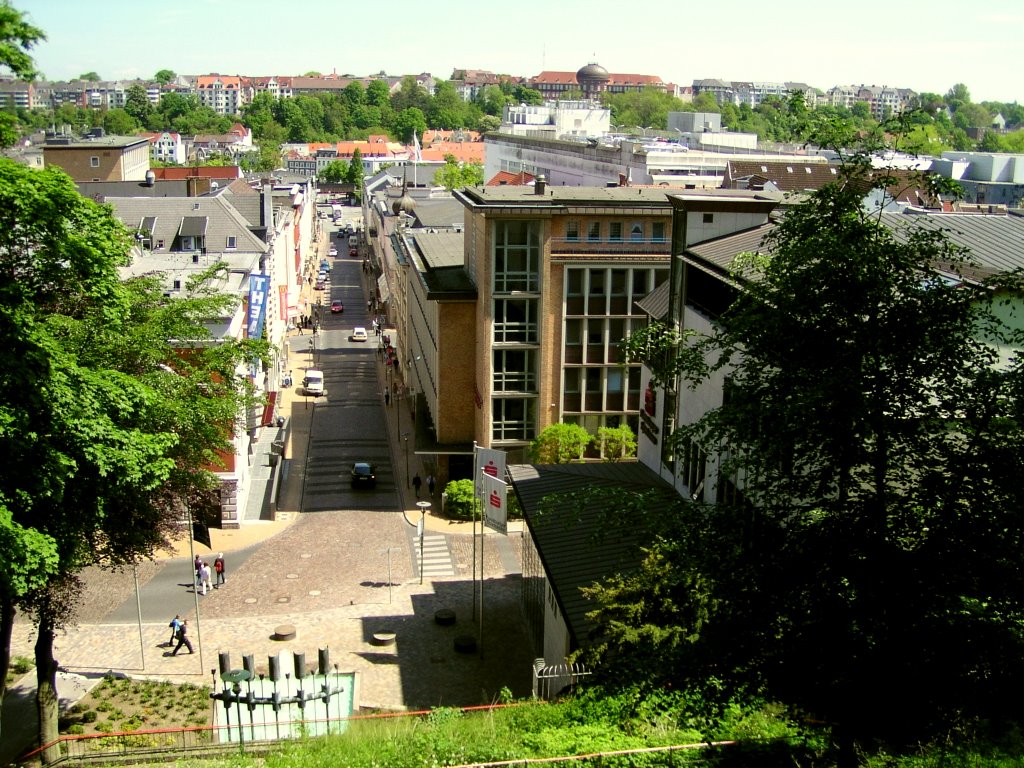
<box><xmin>0</xmin><ymin>594</ymin><xmax>14</xmax><ymax>745</ymax></box>
<box><xmin>34</xmin><ymin>613</ymin><xmax>60</xmax><ymax>764</ymax></box>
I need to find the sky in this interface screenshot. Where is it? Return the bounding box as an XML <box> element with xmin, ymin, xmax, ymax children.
<box><xmin>13</xmin><ymin>0</ymin><xmax>1024</xmax><ymax>105</ymax></box>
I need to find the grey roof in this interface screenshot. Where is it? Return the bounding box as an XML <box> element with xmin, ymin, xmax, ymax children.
<box><xmin>459</xmin><ymin>185</ymin><xmax>677</xmax><ymax>207</ymax></box>
<box><xmin>77</xmin><ymin>180</ymin><xmax>194</xmax><ymax>200</ymax></box>
<box><xmin>179</xmin><ymin>216</ymin><xmax>208</xmax><ymax>237</ymax></box>
<box><xmin>687</xmin><ymin>224</ymin><xmax>774</xmax><ymax>275</ymax></box>
<box><xmin>44</xmin><ymin>135</ymin><xmax>148</xmax><ymax>150</ymax></box>
<box><xmin>407</xmin><ymin>231</ymin><xmax>477</xmax><ymax>299</ymax></box>
<box><xmin>635</xmin><ymin>279</ymin><xmax>670</xmax><ymax>320</ymax></box>
<box><xmin>880</xmin><ymin>212</ymin><xmax>1024</xmax><ymax>278</ymax></box>
<box><xmin>508</xmin><ymin>462</ymin><xmax>679</xmax><ymax>649</ymax></box>
<box><xmin>410</xmin><ymin>198</ymin><xmax>465</xmax><ymax>228</ymax></box>
<box><xmin>411</xmin><ymin>231</ymin><xmax>463</xmax><ymax>269</ymax></box>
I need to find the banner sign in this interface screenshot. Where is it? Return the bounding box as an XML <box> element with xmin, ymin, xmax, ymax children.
<box><xmin>479</xmin><ymin>469</ymin><xmax>508</xmax><ymax>535</ymax></box>
<box><xmin>247</xmin><ymin>273</ymin><xmax>270</xmax><ymax>339</ymax></box>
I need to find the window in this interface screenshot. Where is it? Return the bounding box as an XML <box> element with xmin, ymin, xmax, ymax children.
<box><xmin>156</xmin><ymin>239</ymin><xmax>165</xmax><ymax>249</ymax></box>
<box><xmin>492</xmin><ymin>398</ymin><xmax>535</xmax><ymax>442</ymax></box>
<box><xmin>494</xmin><ymin>299</ymin><xmax>538</xmax><ymax>343</ymax></box>
<box><xmin>652</xmin><ymin>222</ymin><xmax>666</xmax><ymax>242</ymax></box>
<box><xmin>608</xmin><ymin>222</ymin><xmax>623</xmax><ymax>242</ymax></box>
<box><xmin>493</xmin><ymin>220</ymin><xmax>540</xmax><ymax>293</ymax></box>
<box><xmin>702</xmin><ymin>213</ymin><xmax>714</xmax><ymax>224</ymax></box>
<box><xmin>90</xmin><ymin>156</ymin><xmax>100</xmax><ymax>168</ymax></box>
<box><xmin>225</xmin><ymin>235</ymin><xmax>237</xmax><ymax>249</ymax></box>
<box><xmin>565</xmin><ymin>219</ymin><xmax>579</xmax><ymax>241</ymax></box>
<box><xmin>587</xmin><ymin>269</ymin><xmax>606</xmax><ymax>313</ymax></box>
<box><xmin>586</xmin><ymin>221</ymin><xmax>601</xmax><ymax>242</ymax></box>
<box><xmin>629</xmin><ymin>222</ymin><xmax>643</xmax><ymax>241</ymax></box>
<box><xmin>493</xmin><ymin>349</ymin><xmax>536</xmax><ymax>392</ymax></box>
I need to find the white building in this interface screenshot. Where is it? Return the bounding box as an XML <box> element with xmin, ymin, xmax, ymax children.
<box><xmin>502</xmin><ymin>100</ymin><xmax>611</xmax><ymax>140</ymax></box>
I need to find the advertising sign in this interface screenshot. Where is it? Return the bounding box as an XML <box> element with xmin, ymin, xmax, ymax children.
<box><xmin>247</xmin><ymin>273</ymin><xmax>271</xmax><ymax>339</ymax></box>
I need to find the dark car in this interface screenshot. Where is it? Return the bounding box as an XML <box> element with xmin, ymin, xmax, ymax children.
<box><xmin>349</xmin><ymin>247</ymin><xmax>358</xmax><ymax>257</ymax></box>
<box><xmin>330</xmin><ymin>300</ymin><xmax>344</xmax><ymax>314</ymax></box>
<box><xmin>350</xmin><ymin>462</ymin><xmax>376</xmax><ymax>488</ymax></box>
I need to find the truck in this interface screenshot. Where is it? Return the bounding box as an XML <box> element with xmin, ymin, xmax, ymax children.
<box><xmin>303</xmin><ymin>369</ymin><xmax>324</xmax><ymax>397</ymax></box>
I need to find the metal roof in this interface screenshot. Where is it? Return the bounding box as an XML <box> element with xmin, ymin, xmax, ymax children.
<box><xmin>179</xmin><ymin>216</ymin><xmax>208</xmax><ymax>237</ymax></box>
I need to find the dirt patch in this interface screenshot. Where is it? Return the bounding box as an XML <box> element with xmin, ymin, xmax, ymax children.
<box><xmin>60</xmin><ymin>676</ymin><xmax>212</xmax><ymax>738</ymax></box>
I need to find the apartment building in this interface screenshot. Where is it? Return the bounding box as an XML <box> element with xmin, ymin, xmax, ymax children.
<box><xmin>196</xmin><ymin>75</ymin><xmax>245</xmax><ymax>115</ymax></box>
<box><xmin>692</xmin><ymin>78</ymin><xmax>817</xmax><ymax>108</ymax></box>
<box><xmin>43</xmin><ymin>132</ymin><xmax>150</xmax><ymax>182</ymax></box>
<box><xmin>825</xmin><ymin>84</ymin><xmax>917</xmax><ymax>119</ymax></box>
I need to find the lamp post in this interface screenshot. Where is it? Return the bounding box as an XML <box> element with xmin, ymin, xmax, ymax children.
<box><xmin>402</xmin><ymin>432</ymin><xmax>410</xmax><ymax>488</ymax></box>
<box><xmin>416</xmin><ymin>501</ymin><xmax>431</xmax><ymax>584</ymax></box>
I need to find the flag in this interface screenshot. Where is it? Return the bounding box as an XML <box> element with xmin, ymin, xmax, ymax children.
<box><xmin>412</xmin><ymin>130</ymin><xmax>422</xmax><ymax>163</ymax></box>
<box><xmin>192</xmin><ymin>520</ymin><xmax>212</xmax><ymax>549</ymax></box>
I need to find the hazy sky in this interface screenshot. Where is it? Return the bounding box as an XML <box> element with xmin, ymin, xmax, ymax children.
<box><xmin>14</xmin><ymin>0</ymin><xmax>1023</xmax><ymax>104</ymax></box>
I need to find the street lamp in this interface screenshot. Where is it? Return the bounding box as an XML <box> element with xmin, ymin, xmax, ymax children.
<box><xmin>402</xmin><ymin>432</ymin><xmax>410</xmax><ymax>487</ymax></box>
<box><xmin>415</xmin><ymin>500</ymin><xmax>431</xmax><ymax>585</ymax></box>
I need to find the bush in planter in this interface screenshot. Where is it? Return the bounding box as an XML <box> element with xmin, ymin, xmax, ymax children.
<box><xmin>442</xmin><ymin>479</ymin><xmax>475</xmax><ymax>521</ymax></box>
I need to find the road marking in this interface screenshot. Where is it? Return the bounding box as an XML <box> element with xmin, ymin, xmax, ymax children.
<box><xmin>414</xmin><ymin>533</ymin><xmax>455</xmax><ymax>577</ymax></box>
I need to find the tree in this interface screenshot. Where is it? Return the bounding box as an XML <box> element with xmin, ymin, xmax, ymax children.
<box><xmin>77</xmin><ymin>71</ymin><xmax>101</xmax><ymax>81</ymax></box>
<box><xmin>392</xmin><ymin>107</ymin><xmax>427</xmax><ymax>144</ymax></box>
<box><xmin>0</xmin><ymin>0</ymin><xmax>45</xmax><ymax>80</ymax></box>
<box><xmin>433</xmin><ymin>153</ymin><xmax>483</xmax><ymax>191</ymax></box>
<box><xmin>318</xmin><ymin>159</ymin><xmax>348</xmax><ymax>184</ymax></box>
<box><xmin>0</xmin><ymin>160</ymin><xmax>267</xmax><ymax>755</ymax></box>
<box><xmin>529</xmin><ymin>423</ymin><xmax>592</xmax><ymax>463</ymax></box>
<box><xmin>391</xmin><ymin>75</ymin><xmax>430</xmax><ymax>114</ymax></box>
<box><xmin>690</xmin><ymin>91</ymin><xmax>719</xmax><ymax>113</ymax></box>
<box><xmin>123</xmin><ymin>83</ymin><xmax>153</xmax><ymax>125</ymax></box>
<box><xmin>345</xmin><ymin>148</ymin><xmax>363</xmax><ymax>185</ymax></box>
<box><xmin>153</xmin><ymin>69</ymin><xmax>175</xmax><ymax>85</ymax></box>
<box><xmin>427</xmin><ymin>80</ymin><xmax>466</xmax><ymax>129</ymax></box>
<box><xmin>100</xmin><ymin>107</ymin><xmax>138</xmax><ymax>135</ymax></box>
<box><xmin>613</xmin><ymin>154</ymin><xmax>1024</xmax><ymax>754</ymax></box>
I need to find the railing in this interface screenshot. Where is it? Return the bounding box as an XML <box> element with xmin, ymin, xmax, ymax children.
<box><xmin>445</xmin><ymin>741</ymin><xmax>739</xmax><ymax>767</ymax></box>
<box><xmin>550</xmin><ymin>237</ymin><xmax>670</xmax><ymax>255</ymax></box>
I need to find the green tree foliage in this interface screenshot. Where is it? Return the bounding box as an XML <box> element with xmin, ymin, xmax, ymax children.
<box><xmin>100</xmin><ymin>107</ymin><xmax>138</xmax><ymax>135</ymax></box>
<box><xmin>0</xmin><ymin>0</ymin><xmax>44</xmax><ymax>80</ymax></box>
<box><xmin>153</xmin><ymin>69</ymin><xmax>175</xmax><ymax>84</ymax></box>
<box><xmin>427</xmin><ymin>80</ymin><xmax>467</xmax><ymax>129</ymax></box>
<box><xmin>433</xmin><ymin>153</ymin><xmax>483</xmax><ymax>191</ymax></box>
<box><xmin>529</xmin><ymin>423</ymin><xmax>593</xmax><ymax>463</ymax></box>
<box><xmin>345</xmin><ymin>148</ymin><xmax>363</xmax><ymax>184</ymax></box>
<box><xmin>319</xmin><ymin>159</ymin><xmax>348</xmax><ymax>184</ymax></box>
<box><xmin>77</xmin><ymin>71</ymin><xmax>100</xmax><ymax>81</ymax></box>
<box><xmin>606</xmin><ymin>148</ymin><xmax>1024</xmax><ymax>755</ymax></box>
<box><xmin>123</xmin><ymin>83</ymin><xmax>153</xmax><ymax>125</ymax></box>
<box><xmin>392</xmin><ymin>107</ymin><xmax>427</xmax><ymax>144</ymax></box>
<box><xmin>391</xmin><ymin>76</ymin><xmax>430</xmax><ymax>114</ymax></box>
<box><xmin>0</xmin><ymin>160</ymin><xmax>268</xmax><ymax>753</ymax></box>
<box><xmin>603</xmin><ymin>87</ymin><xmax>687</xmax><ymax>131</ymax></box>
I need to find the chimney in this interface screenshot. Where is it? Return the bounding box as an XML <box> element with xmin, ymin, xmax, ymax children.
<box><xmin>534</xmin><ymin>174</ymin><xmax>547</xmax><ymax>195</ymax></box>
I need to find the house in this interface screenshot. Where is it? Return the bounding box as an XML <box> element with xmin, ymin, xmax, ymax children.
<box><xmin>141</xmin><ymin>131</ymin><xmax>186</xmax><ymax>165</ymax></box>
<box><xmin>196</xmin><ymin>74</ymin><xmax>245</xmax><ymax>115</ymax></box>
<box><xmin>526</xmin><ymin>62</ymin><xmax>670</xmax><ymax>100</ymax></box>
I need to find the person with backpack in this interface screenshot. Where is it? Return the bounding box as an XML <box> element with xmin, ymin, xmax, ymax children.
<box><xmin>214</xmin><ymin>553</ymin><xmax>226</xmax><ymax>588</ymax></box>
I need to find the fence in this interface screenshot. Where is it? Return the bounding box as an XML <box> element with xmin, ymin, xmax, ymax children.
<box><xmin>532</xmin><ymin>658</ymin><xmax>591</xmax><ymax>701</ymax></box>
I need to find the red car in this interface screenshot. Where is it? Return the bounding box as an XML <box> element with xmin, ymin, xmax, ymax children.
<box><xmin>330</xmin><ymin>300</ymin><xmax>344</xmax><ymax>314</ymax></box>
<box><xmin>349</xmin><ymin>247</ymin><xmax>358</xmax><ymax>257</ymax></box>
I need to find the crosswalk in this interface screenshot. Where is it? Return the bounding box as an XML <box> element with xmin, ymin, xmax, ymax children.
<box><xmin>414</xmin><ymin>533</ymin><xmax>455</xmax><ymax>578</ymax></box>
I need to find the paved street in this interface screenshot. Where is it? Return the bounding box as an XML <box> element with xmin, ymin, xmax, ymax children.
<box><xmin>2</xmin><ymin>205</ymin><xmax>534</xmax><ymax>763</ymax></box>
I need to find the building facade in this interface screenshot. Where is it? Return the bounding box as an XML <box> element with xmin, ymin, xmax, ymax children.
<box><xmin>43</xmin><ymin>133</ymin><xmax>151</xmax><ymax>181</ymax></box>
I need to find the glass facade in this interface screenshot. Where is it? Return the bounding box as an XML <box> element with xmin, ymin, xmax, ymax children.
<box><xmin>491</xmin><ymin>220</ymin><xmax>541</xmax><ymax>445</ymax></box>
<box><xmin>562</xmin><ymin>266</ymin><xmax>668</xmax><ymax>455</ymax></box>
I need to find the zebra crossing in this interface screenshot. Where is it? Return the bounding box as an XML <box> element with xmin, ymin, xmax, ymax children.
<box><xmin>414</xmin><ymin>533</ymin><xmax>455</xmax><ymax>578</ymax></box>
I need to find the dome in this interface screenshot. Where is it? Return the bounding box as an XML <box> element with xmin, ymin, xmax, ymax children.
<box><xmin>576</xmin><ymin>62</ymin><xmax>610</xmax><ymax>83</ymax></box>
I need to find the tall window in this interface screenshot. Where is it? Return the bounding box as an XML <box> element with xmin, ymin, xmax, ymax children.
<box><xmin>492</xmin><ymin>398</ymin><xmax>535</xmax><ymax>441</ymax></box>
<box><xmin>565</xmin><ymin>219</ymin><xmax>579</xmax><ymax>241</ymax></box>
<box><xmin>586</xmin><ymin>221</ymin><xmax>601</xmax><ymax>242</ymax></box>
<box><xmin>652</xmin><ymin>222</ymin><xmax>666</xmax><ymax>242</ymax></box>
<box><xmin>608</xmin><ymin>222</ymin><xmax>623</xmax><ymax>242</ymax></box>
<box><xmin>493</xmin><ymin>349</ymin><xmax>536</xmax><ymax>392</ymax></box>
<box><xmin>493</xmin><ymin>220</ymin><xmax>540</xmax><ymax>293</ymax></box>
<box><xmin>630</xmin><ymin>222</ymin><xmax>643</xmax><ymax>241</ymax></box>
<box><xmin>494</xmin><ymin>299</ymin><xmax>537</xmax><ymax>343</ymax></box>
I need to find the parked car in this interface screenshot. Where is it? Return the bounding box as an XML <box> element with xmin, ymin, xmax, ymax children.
<box><xmin>328</xmin><ymin>247</ymin><xmax>338</xmax><ymax>257</ymax></box>
<box><xmin>349</xmin><ymin>327</ymin><xmax>368</xmax><ymax>342</ymax></box>
<box><xmin>315</xmin><ymin>280</ymin><xmax>325</xmax><ymax>291</ymax></box>
<box><xmin>350</xmin><ymin>462</ymin><xmax>377</xmax><ymax>488</ymax></box>
<box><xmin>349</xmin><ymin>247</ymin><xmax>358</xmax><ymax>257</ymax></box>
<box><xmin>330</xmin><ymin>300</ymin><xmax>344</xmax><ymax>314</ymax></box>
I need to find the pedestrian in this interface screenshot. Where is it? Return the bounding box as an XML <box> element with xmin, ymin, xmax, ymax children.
<box><xmin>194</xmin><ymin>555</ymin><xmax>202</xmax><ymax>590</ymax></box>
<box><xmin>214</xmin><ymin>553</ymin><xmax>226</xmax><ymax>588</ymax></box>
<box><xmin>412</xmin><ymin>473</ymin><xmax>422</xmax><ymax>499</ymax></box>
<box><xmin>367</xmin><ymin>299</ymin><xmax>372</xmax><ymax>312</ymax></box>
<box><xmin>385</xmin><ymin>390</ymin><xmax>391</xmax><ymax>406</ymax></box>
<box><xmin>426</xmin><ymin>474</ymin><xmax>436</xmax><ymax>497</ymax></box>
<box><xmin>172</xmin><ymin>619</ymin><xmax>194</xmax><ymax>655</ymax></box>
<box><xmin>167</xmin><ymin>614</ymin><xmax>182</xmax><ymax>646</ymax></box>
<box><xmin>200</xmin><ymin>561</ymin><xmax>212</xmax><ymax>595</ymax></box>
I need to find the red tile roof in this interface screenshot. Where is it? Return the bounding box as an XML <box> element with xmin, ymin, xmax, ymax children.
<box><xmin>152</xmin><ymin>166</ymin><xmax>243</xmax><ymax>181</ymax></box>
<box><xmin>487</xmin><ymin>171</ymin><xmax>536</xmax><ymax>186</ymax></box>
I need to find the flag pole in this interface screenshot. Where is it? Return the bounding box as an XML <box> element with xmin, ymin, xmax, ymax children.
<box><xmin>471</xmin><ymin>442</ymin><xmax>478</xmax><ymax>621</ymax></box>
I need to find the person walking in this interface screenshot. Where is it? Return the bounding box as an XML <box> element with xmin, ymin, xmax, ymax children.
<box><xmin>167</xmin><ymin>614</ymin><xmax>182</xmax><ymax>647</ymax></box>
<box><xmin>412</xmin><ymin>473</ymin><xmax>422</xmax><ymax>499</ymax></box>
<box><xmin>172</xmin><ymin>619</ymin><xmax>194</xmax><ymax>655</ymax></box>
<box><xmin>385</xmin><ymin>390</ymin><xmax>391</xmax><ymax>406</ymax></box>
<box><xmin>194</xmin><ymin>555</ymin><xmax>202</xmax><ymax>592</ymax></box>
<box><xmin>214</xmin><ymin>553</ymin><xmax>226</xmax><ymax>588</ymax></box>
<box><xmin>200</xmin><ymin>562</ymin><xmax>212</xmax><ymax>596</ymax></box>
<box><xmin>426</xmin><ymin>474</ymin><xmax>436</xmax><ymax>497</ymax></box>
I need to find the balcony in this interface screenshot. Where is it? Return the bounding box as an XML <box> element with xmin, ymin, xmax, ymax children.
<box><xmin>550</xmin><ymin>237</ymin><xmax>670</xmax><ymax>256</ymax></box>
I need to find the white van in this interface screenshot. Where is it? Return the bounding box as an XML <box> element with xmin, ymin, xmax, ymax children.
<box><xmin>303</xmin><ymin>369</ymin><xmax>324</xmax><ymax>397</ymax></box>
<box><xmin>348</xmin><ymin>235</ymin><xmax>358</xmax><ymax>249</ymax></box>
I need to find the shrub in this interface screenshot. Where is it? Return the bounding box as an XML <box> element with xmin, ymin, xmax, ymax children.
<box><xmin>93</xmin><ymin>721</ymin><xmax>113</xmax><ymax>734</ymax></box>
<box><xmin>10</xmin><ymin>656</ymin><xmax>33</xmax><ymax>675</ymax></box>
<box><xmin>81</xmin><ymin>710</ymin><xmax>98</xmax><ymax>723</ymax></box>
<box><xmin>66</xmin><ymin>724</ymin><xmax>85</xmax><ymax>735</ymax></box>
<box><xmin>442</xmin><ymin>479</ymin><xmax>476</xmax><ymax>521</ymax></box>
